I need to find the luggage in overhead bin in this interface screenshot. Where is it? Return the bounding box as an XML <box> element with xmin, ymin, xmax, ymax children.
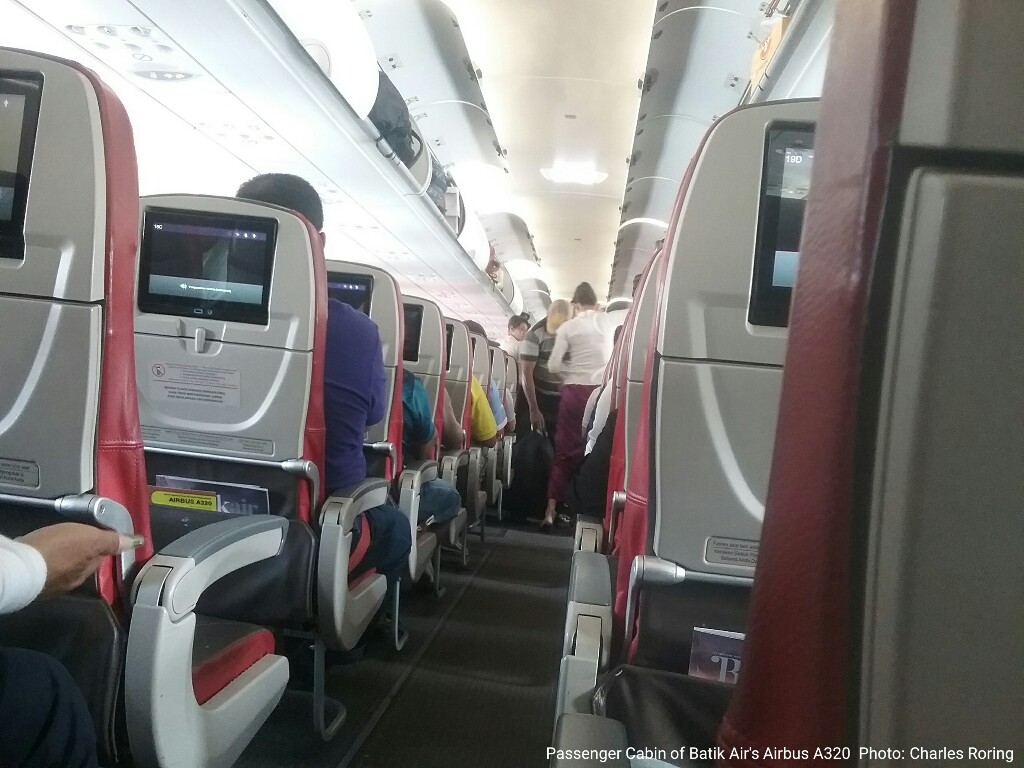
<box><xmin>504</xmin><ymin>427</ymin><xmax>553</xmax><ymax>521</ymax></box>
<box><xmin>368</xmin><ymin>70</ymin><xmax>420</xmax><ymax>167</ymax></box>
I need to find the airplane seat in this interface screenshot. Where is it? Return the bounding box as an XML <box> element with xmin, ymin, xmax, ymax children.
<box><xmin>465</xmin><ymin>328</ymin><xmax>493</xmax><ymax>540</ymax></box>
<box><xmin>135</xmin><ymin>198</ymin><xmax>386</xmax><ymax>738</ymax></box>
<box><xmin>572</xmin><ymin>249</ymin><xmax>661</xmax><ymax>555</ymax></box>
<box><xmin>500</xmin><ymin>351</ymin><xmax>518</xmax><ymax>487</ymax></box>
<box><xmin>403</xmin><ymin>297</ymin><xmax>467</xmax><ymax>553</ymax></box>
<box><xmin>559</xmin><ymin>247</ymin><xmax>664</xmax><ymax>712</ymax></box>
<box><xmin>722</xmin><ymin>3</ymin><xmax>1024</xmax><ymax>760</ymax></box>
<box><xmin>485</xmin><ymin>342</ymin><xmax>507</xmax><ymax>513</ymax></box>
<box><xmin>330</xmin><ymin>264</ymin><xmax>440</xmax><ymax>596</ymax></box>
<box><xmin>553</xmin><ymin>99</ymin><xmax>820</xmax><ymax>750</ymax></box>
<box><xmin>0</xmin><ymin>50</ymin><xmax>287</xmax><ymax>768</ymax></box>
<box><xmin>626</xmin><ymin>99</ymin><xmax>818</xmax><ymax>675</ymax></box>
<box><xmin>440</xmin><ymin>319</ymin><xmax>477</xmax><ymax>560</ymax></box>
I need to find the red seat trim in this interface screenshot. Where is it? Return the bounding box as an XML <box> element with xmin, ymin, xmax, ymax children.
<box><xmin>718</xmin><ymin>1</ymin><xmax>918</xmax><ymax>761</ymax></box>
<box><xmin>191</xmin><ymin>628</ymin><xmax>275</xmax><ymax>706</ymax></box>
<box><xmin>59</xmin><ymin>60</ymin><xmax>152</xmax><ymax>610</ymax></box>
<box><xmin>613</xmin><ymin>147</ymin><xmax>703</xmax><ymax>655</ymax></box>
<box><xmin>299</xmin><ymin>217</ymin><xmax>328</xmax><ymax>524</ymax></box>
<box><xmin>348</xmin><ymin>513</ymin><xmax>372</xmax><ymax>575</ymax></box>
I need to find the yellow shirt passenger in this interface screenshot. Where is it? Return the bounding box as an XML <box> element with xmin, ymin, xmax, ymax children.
<box><xmin>469</xmin><ymin>377</ymin><xmax>498</xmax><ymax>446</ymax></box>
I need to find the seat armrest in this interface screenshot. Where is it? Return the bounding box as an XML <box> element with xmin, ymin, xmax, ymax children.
<box><xmin>550</xmin><ymin>714</ymin><xmax>629</xmax><ymax>767</ymax></box>
<box><xmin>132</xmin><ymin>516</ymin><xmax>286</xmax><ymax>620</ymax></box>
<box><xmin>440</xmin><ymin>449</ymin><xmax>469</xmax><ymax>467</ymax></box>
<box><xmin>569</xmin><ymin>552</ymin><xmax>613</xmax><ymax>607</ymax></box>
<box><xmin>319</xmin><ymin>478</ymin><xmax>390</xmax><ymax>530</ymax></box>
<box><xmin>404</xmin><ymin>459</ymin><xmax>439</xmax><ymax>483</ymax></box>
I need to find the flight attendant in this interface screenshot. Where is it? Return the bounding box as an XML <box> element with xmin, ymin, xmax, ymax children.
<box><xmin>541</xmin><ymin>283</ymin><xmax>613</xmax><ymax>529</ymax></box>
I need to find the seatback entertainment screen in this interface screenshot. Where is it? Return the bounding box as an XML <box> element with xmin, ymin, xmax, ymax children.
<box><xmin>137</xmin><ymin>208</ymin><xmax>277</xmax><ymax>325</ymax></box>
<box><xmin>445</xmin><ymin>324</ymin><xmax>454</xmax><ymax>372</ymax></box>
<box><xmin>327</xmin><ymin>274</ymin><xmax>373</xmax><ymax>316</ymax></box>
<box><xmin>748</xmin><ymin>122</ymin><xmax>814</xmax><ymax>328</ymax></box>
<box><xmin>403</xmin><ymin>303</ymin><xmax>424</xmax><ymax>363</ymax></box>
<box><xmin>0</xmin><ymin>72</ymin><xmax>43</xmax><ymax>260</ymax></box>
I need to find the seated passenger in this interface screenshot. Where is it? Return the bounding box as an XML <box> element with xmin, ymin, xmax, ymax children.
<box><xmin>236</xmin><ymin>174</ymin><xmax>411</xmax><ymax>591</ymax></box>
<box><xmin>462</xmin><ymin>321</ymin><xmax>509</xmax><ymax>436</ymax></box>
<box><xmin>402</xmin><ymin>371</ymin><xmax>462</xmax><ymax>530</ymax></box>
<box><xmin>1</xmin><ymin>524</ymin><xmax>139</xmax><ymax>768</ymax></box>
<box><xmin>468</xmin><ymin>374</ymin><xmax>499</xmax><ymax>448</ymax></box>
<box><xmin>440</xmin><ymin>387</ymin><xmax>466</xmax><ymax>450</ymax></box>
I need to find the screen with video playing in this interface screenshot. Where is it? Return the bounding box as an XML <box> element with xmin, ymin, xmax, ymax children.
<box><xmin>137</xmin><ymin>208</ymin><xmax>277</xmax><ymax>325</ymax></box>
<box><xmin>0</xmin><ymin>72</ymin><xmax>44</xmax><ymax>259</ymax></box>
<box><xmin>328</xmin><ymin>274</ymin><xmax>373</xmax><ymax>316</ymax></box>
<box><xmin>748</xmin><ymin>122</ymin><xmax>814</xmax><ymax>328</ymax></box>
<box><xmin>403</xmin><ymin>303</ymin><xmax>424</xmax><ymax>363</ymax></box>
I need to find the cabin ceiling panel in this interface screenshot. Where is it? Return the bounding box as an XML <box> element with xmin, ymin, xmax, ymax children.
<box><xmin>445</xmin><ymin>0</ymin><xmax>658</xmax><ymax>299</ymax></box>
<box><xmin>629</xmin><ymin>117</ymin><xmax>710</xmax><ymax>185</ymax></box>
<box><xmin>622</xmin><ymin>177</ymin><xmax>680</xmax><ymax>225</ymax></box>
<box><xmin>7</xmin><ymin>0</ymin><xmax>514</xmax><ymax>328</ymax></box>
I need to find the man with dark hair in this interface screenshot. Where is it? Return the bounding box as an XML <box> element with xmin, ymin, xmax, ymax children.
<box><xmin>501</xmin><ymin>314</ymin><xmax>529</xmax><ymax>360</ymax></box>
<box><xmin>236</xmin><ymin>173</ymin><xmax>410</xmax><ymax>592</ymax></box>
<box><xmin>237</xmin><ymin>173</ymin><xmax>325</xmax><ymax>230</ymax></box>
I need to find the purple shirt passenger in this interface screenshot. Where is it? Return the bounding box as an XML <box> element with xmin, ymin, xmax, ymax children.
<box><xmin>323</xmin><ymin>298</ymin><xmax>387</xmax><ymax>493</ymax></box>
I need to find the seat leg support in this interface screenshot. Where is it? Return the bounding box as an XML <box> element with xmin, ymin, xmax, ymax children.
<box><xmin>432</xmin><ymin>544</ymin><xmax>445</xmax><ymax>598</ymax></box>
<box><xmin>312</xmin><ymin>637</ymin><xmax>346</xmax><ymax>741</ymax></box>
<box><xmin>391</xmin><ymin>581</ymin><xmax>408</xmax><ymax>651</ymax></box>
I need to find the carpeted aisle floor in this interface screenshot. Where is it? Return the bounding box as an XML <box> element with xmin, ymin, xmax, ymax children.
<box><xmin>237</xmin><ymin>521</ymin><xmax>572</xmax><ymax>768</ymax></box>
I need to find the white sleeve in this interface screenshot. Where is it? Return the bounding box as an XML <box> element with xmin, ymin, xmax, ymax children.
<box><xmin>0</xmin><ymin>534</ymin><xmax>47</xmax><ymax>614</ymax></box>
<box><xmin>585</xmin><ymin>383</ymin><xmax>614</xmax><ymax>456</ymax></box>
<box><xmin>548</xmin><ymin>326</ymin><xmax>570</xmax><ymax>375</ymax></box>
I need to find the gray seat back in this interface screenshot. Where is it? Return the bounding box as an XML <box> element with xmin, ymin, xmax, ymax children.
<box><xmin>403</xmin><ymin>296</ymin><xmax>445</xmax><ymax>454</ymax></box>
<box><xmin>445</xmin><ymin>319</ymin><xmax>472</xmax><ymax>445</ymax></box>
<box><xmin>135</xmin><ymin>195</ymin><xmax>318</xmax><ymax>468</ymax></box>
<box><xmin>652</xmin><ymin>99</ymin><xmax>818</xmax><ymax>578</ymax></box>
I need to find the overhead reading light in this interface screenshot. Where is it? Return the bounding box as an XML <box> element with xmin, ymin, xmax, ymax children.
<box><xmin>540</xmin><ymin>161</ymin><xmax>608</xmax><ymax>186</ymax></box>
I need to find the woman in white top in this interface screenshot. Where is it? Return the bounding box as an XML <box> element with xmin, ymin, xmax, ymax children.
<box><xmin>541</xmin><ymin>282</ymin><xmax>614</xmax><ymax>528</ymax></box>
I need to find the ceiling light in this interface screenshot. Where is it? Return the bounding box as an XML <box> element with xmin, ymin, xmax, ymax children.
<box><xmin>540</xmin><ymin>161</ymin><xmax>608</xmax><ymax>186</ymax></box>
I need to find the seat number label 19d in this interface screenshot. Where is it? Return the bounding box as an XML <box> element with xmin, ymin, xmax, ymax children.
<box><xmin>0</xmin><ymin>457</ymin><xmax>40</xmax><ymax>489</ymax></box>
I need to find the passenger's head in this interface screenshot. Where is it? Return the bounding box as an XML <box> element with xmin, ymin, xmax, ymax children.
<box><xmin>507</xmin><ymin>314</ymin><xmax>529</xmax><ymax>341</ymax></box>
<box><xmin>462</xmin><ymin>319</ymin><xmax>488</xmax><ymax>341</ymax></box>
<box><xmin>571</xmin><ymin>282</ymin><xmax>598</xmax><ymax>310</ymax></box>
<box><xmin>545</xmin><ymin>299</ymin><xmax>573</xmax><ymax>334</ymax></box>
<box><xmin>236</xmin><ymin>173</ymin><xmax>325</xmax><ymax>241</ymax></box>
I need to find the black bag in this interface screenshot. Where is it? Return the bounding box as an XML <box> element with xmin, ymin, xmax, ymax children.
<box><xmin>367</xmin><ymin>71</ymin><xmax>419</xmax><ymax>167</ymax></box>
<box><xmin>504</xmin><ymin>428</ymin><xmax>553</xmax><ymax>521</ymax></box>
<box><xmin>568</xmin><ymin>408</ymin><xmax>618</xmax><ymax>521</ymax></box>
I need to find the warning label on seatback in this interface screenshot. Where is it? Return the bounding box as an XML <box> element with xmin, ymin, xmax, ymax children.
<box><xmin>705</xmin><ymin>536</ymin><xmax>759</xmax><ymax>567</ymax></box>
<box><xmin>149</xmin><ymin>363</ymin><xmax>240</xmax><ymax>408</ymax></box>
<box><xmin>0</xmin><ymin>458</ymin><xmax>40</xmax><ymax>489</ymax></box>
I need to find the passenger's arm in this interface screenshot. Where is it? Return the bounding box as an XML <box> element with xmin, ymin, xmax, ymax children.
<box><xmin>548</xmin><ymin>329</ymin><xmax>569</xmax><ymax>376</ymax></box>
<box><xmin>2</xmin><ymin>524</ymin><xmax>135</xmax><ymax>613</ymax></box>
<box><xmin>367</xmin><ymin>328</ymin><xmax>388</xmax><ymax>427</ymax></box>
<box><xmin>441</xmin><ymin>389</ymin><xmax>466</xmax><ymax>449</ymax></box>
